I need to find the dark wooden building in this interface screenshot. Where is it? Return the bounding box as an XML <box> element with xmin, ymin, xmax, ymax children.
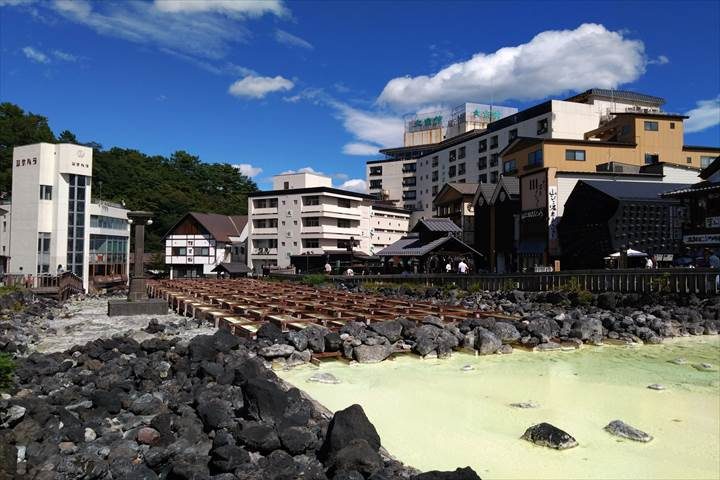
<box><xmin>558</xmin><ymin>180</ymin><xmax>689</xmax><ymax>269</ymax></box>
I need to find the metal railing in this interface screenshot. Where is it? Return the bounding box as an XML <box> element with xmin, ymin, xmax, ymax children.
<box><xmin>269</xmin><ymin>269</ymin><xmax>720</xmax><ymax>296</ymax></box>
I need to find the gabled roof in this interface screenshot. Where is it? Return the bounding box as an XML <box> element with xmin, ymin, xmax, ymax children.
<box><xmin>490</xmin><ymin>176</ymin><xmax>520</xmax><ymax>204</ymax></box>
<box><xmin>472</xmin><ymin>183</ymin><xmax>496</xmax><ymax>207</ymax></box>
<box><xmin>433</xmin><ymin>182</ymin><xmax>479</xmax><ymax>206</ymax></box>
<box><xmin>580</xmin><ymin>181</ymin><xmax>689</xmax><ymax>201</ymax></box>
<box><xmin>376</xmin><ymin>234</ymin><xmax>481</xmax><ymax>257</ymax></box>
<box><xmin>661</xmin><ymin>181</ymin><xmax>720</xmax><ymax>197</ymax></box>
<box><xmin>412</xmin><ymin>217</ymin><xmax>461</xmax><ymax>233</ymax></box>
<box><xmin>212</xmin><ymin>262</ymin><xmax>251</xmax><ymax>274</ymax></box>
<box><xmin>700</xmin><ymin>156</ymin><xmax>720</xmax><ymax>180</ymax></box>
<box><xmin>164</xmin><ymin>212</ymin><xmax>247</xmax><ymax>242</ymax></box>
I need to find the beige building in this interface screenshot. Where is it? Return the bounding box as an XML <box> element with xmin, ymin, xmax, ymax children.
<box><xmin>247</xmin><ymin>172</ymin><xmax>409</xmax><ymax>271</ymax></box>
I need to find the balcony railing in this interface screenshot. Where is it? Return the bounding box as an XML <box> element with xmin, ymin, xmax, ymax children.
<box><xmin>252</xmin><ymin>248</ymin><xmax>278</xmax><ymax>255</ymax></box>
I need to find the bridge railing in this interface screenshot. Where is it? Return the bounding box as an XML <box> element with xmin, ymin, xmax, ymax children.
<box><xmin>1</xmin><ymin>272</ymin><xmax>85</xmax><ymax>298</ymax></box>
<box><xmin>269</xmin><ymin>268</ymin><xmax>720</xmax><ymax>296</ymax></box>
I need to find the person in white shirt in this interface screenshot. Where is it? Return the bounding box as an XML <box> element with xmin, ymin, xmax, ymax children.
<box><xmin>324</xmin><ymin>262</ymin><xmax>332</xmax><ymax>274</ymax></box>
<box><xmin>445</xmin><ymin>262</ymin><xmax>452</xmax><ymax>274</ymax></box>
<box><xmin>345</xmin><ymin>268</ymin><xmax>354</xmax><ymax>276</ymax></box>
<box><xmin>645</xmin><ymin>257</ymin><xmax>654</xmax><ymax>269</ymax></box>
<box><xmin>458</xmin><ymin>260</ymin><xmax>468</xmax><ymax>274</ymax></box>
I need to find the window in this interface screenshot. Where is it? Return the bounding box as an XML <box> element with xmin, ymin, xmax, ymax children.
<box><xmin>509</xmin><ymin>129</ymin><xmax>518</xmax><ymax>141</ymax></box>
<box><xmin>644</xmin><ymin>153</ymin><xmax>660</xmax><ymax>164</ymax></box>
<box><xmin>402</xmin><ymin>177</ymin><xmax>416</xmax><ymax>187</ymax></box>
<box><xmin>490</xmin><ymin>171</ymin><xmax>498</xmax><ymax>183</ymax></box>
<box><xmin>283</xmin><ymin>181</ymin><xmax>290</xmax><ymax>190</ymax></box>
<box><xmin>196</xmin><ymin>247</ymin><xmax>210</xmax><ymax>256</ymax></box>
<box><xmin>39</xmin><ymin>185</ymin><xmax>52</xmax><ymax>200</ymax></box>
<box><xmin>701</xmin><ymin>156</ymin><xmax>715</xmax><ymax>168</ymax></box>
<box><xmin>537</xmin><ymin>118</ymin><xmax>548</xmax><ymax>135</ymax></box>
<box><xmin>479</xmin><ymin>140</ymin><xmax>487</xmax><ymax>152</ymax></box>
<box><xmin>449</xmin><ymin>165</ymin><xmax>456</xmax><ymax>177</ymax></box>
<box><xmin>527</xmin><ymin>149</ymin><xmax>543</xmax><ymax>167</ymax></box>
<box><xmin>431</xmin><ymin>156</ymin><xmax>439</xmax><ymax>167</ymax></box>
<box><xmin>490</xmin><ymin>136</ymin><xmax>499</xmax><ymax>149</ymax></box>
<box><xmin>172</xmin><ymin>247</ymin><xmax>187</xmax><ymax>256</ymax></box>
<box><xmin>432</xmin><ymin>185</ymin><xmax>438</xmax><ymax>195</ymax></box>
<box><xmin>644</xmin><ymin>121</ymin><xmax>659</xmax><ymax>131</ymax></box>
<box><xmin>458</xmin><ymin>163</ymin><xmax>466</xmax><ymax>175</ymax></box>
<box><xmin>687</xmin><ymin>156</ymin><xmax>692</xmax><ymax>164</ymax></box>
<box><xmin>479</xmin><ymin>174</ymin><xmax>487</xmax><ymax>183</ymax></box>
<box><xmin>449</xmin><ymin>150</ymin><xmax>457</xmax><ymax>162</ymax></box>
<box><xmin>253</xmin><ymin>198</ymin><xmax>277</xmax><ymax>208</ymax></box>
<box><xmin>304</xmin><ymin>217</ymin><xmax>320</xmax><ymax>227</ymax></box>
<box><xmin>402</xmin><ymin>190</ymin><xmax>416</xmax><ymax>200</ymax></box>
<box><xmin>337</xmin><ymin>219</ymin><xmax>352</xmax><ymax>228</ymax></box>
<box><xmin>458</xmin><ymin>146</ymin><xmax>466</xmax><ymax>159</ymax></box>
<box><xmin>254</xmin><ymin>218</ymin><xmax>278</xmax><ymax>228</ymax></box>
<box><xmin>478</xmin><ymin>156</ymin><xmax>487</xmax><ymax>170</ymax></box>
<box><xmin>337</xmin><ymin>239</ymin><xmax>355</xmax><ymax>250</ymax></box>
<box><xmin>338</xmin><ymin>198</ymin><xmax>352</xmax><ymax>208</ymax></box>
<box><xmin>503</xmin><ymin>160</ymin><xmax>517</xmax><ymax>174</ymax></box>
<box><xmin>431</xmin><ymin>171</ymin><xmax>438</xmax><ymax>182</ymax></box>
<box><xmin>402</xmin><ymin>163</ymin><xmax>416</xmax><ymax>173</ymax></box>
<box><xmin>369</xmin><ymin>166</ymin><xmax>382</xmax><ymax>176</ymax></box>
<box><xmin>370</xmin><ymin>179</ymin><xmax>382</xmax><ymax>189</ymax></box>
<box><xmin>490</xmin><ymin>154</ymin><xmax>499</xmax><ymax>167</ymax></box>
<box><xmin>565</xmin><ymin>149</ymin><xmax>586</xmax><ymax>161</ymax></box>
<box><xmin>303</xmin><ymin>196</ymin><xmax>320</xmax><ymax>206</ymax></box>
<box><xmin>670</xmin><ymin>122</ymin><xmax>675</xmax><ymax>130</ymax></box>
<box><xmin>66</xmin><ymin>174</ymin><xmax>87</xmax><ymax>277</ymax></box>
<box><xmin>37</xmin><ymin>232</ymin><xmax>51</xmax><ymax>273</ymax></box>
<box><xmin>303</xmin><ymin>239</ymin><xmax>319</xmax><ymax>248</ymax></box>
<box><xmin>90</xmin><ymin>215</ymin><xmax>129</xmax><ymax>230</ymax></box>
<box><xmin>621</xmin><ymin>125</ymin><xmax>631</xmax><ymax>137</ymax></box>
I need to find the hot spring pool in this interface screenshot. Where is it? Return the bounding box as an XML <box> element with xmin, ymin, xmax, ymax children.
<box><xmin>279</xmin><ymin>336</ymin><xmax>720</xmax><ymax>480</ymax></box>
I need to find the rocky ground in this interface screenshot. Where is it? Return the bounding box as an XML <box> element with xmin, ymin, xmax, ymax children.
<box><xmin>247</xmin><ymin>287</ymin><xmax>720</xmax><ymax>367</ymax></box>
<box><xmin>0</xmin><ymin>291</ymin><xmax>482</xmax><ymax>480</ymax></box>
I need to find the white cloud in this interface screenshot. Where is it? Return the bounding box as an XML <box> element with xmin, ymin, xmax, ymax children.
<box><xmin>338</xmin><ymin>179</ymin><xmax>367</xmax><ymax>193</ymax></box>
<box><xmin>333</xmin><ymin>103</ymin><xmax>404</xmax><ymax>153</ymax></box>
<box><xmin>234</xmin><ymin>163</ymin><xmax>263</xmax><ymax>178</ymax></box>
<box><xmin>0</xmin><ymin>0</ymin><xmax>35</xmax><ymax>6</ymax></box>
<box><xmin>685</xmin><ymin>96</ymin><xmax>720</xmax><ymax>133</ymax></box>
<box><xmin>52</xmin><ymin>49</ymin><xmax>77</xmax><ymax>62</ymax></box>
<box><xmin>22</xmin><ymin>46</ymin><xmax>49</xmax><ymax>63</ymax></box>
<box><xmin>378</xmin><ymin>23</ymin><xmax>647</xmax><ymax>109</ymax></box>
<box><xmin>280</xmin><ymin>166</ymin><xmax>322</xmax><ymax>175</ymax></box>
<box><xmin>342</xmin><ymin>142</ymin><xmax>381</xmax><ymax>156</ymax></box>
<box><xmin>154</xmin><ymin>0</ymin><xmax>287</xmax><ymax>17</ymax></box>
<box><xmin>333</xmin><ymin>173</ymin><xmax>349</xmax><ymax>181</ymax></box>
<box><xmin>648</xmin><ymin>55</ymin><xmax>669</xmax><ymax>65</ymax></box>
<box><xmin>46</xmin><ymin>0</ymin><xmax>283</xmax><ymax>60</ymax></box>
<box><xmin>228</xmin><ymin>75</ymin><xmax>294</xmax><ymax>99</ymax></box>
<box><xmin>275</xmin><ymin>29</ymin><xmax>313</xmax><ymax>50</ymax></box>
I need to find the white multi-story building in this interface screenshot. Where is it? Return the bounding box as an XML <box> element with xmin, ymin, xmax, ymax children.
<box><xmin>368</xmin><ymin>89</ymin><xmax>667</xmax><ymax>225</ymax></box>
<box><xmin>1</xmin><ymin>143</ymin><xmax>130</xmax><ymax>291</ymax></box>
<box><xmin>247</xmin><ymin>172</ymin><xmax>409</xmax><ymax>271</ymax></box>
<box><xmin>163</xmin><ymin>212</ymin><xmax>248</xmax><ymax>278</ymax></box>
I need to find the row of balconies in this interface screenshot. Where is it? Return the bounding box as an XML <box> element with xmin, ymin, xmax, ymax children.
<box><xmin>251</xmin><ymin>226</ymin><xmax>362</xmax><ymax>236</ymax></box>
<box><xmin>251</xmin><ymin>204</ymin><xmax>361</xmax><ymax>217</ymax></box>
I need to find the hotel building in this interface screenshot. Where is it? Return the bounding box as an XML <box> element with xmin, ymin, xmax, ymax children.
<box><xmin>368</xmin><ymin>90</ymin><xmax>671</xmax><ymax>223</ymax></box>
<box><xmin>1</xmin><ymin>143</ymin><xmax>130</xmax><ymax>291</ymax></box>
<box><xmin>247</xmin><ymin>172</ymin><xmax>409</xmax><ymax>271</ymax></box>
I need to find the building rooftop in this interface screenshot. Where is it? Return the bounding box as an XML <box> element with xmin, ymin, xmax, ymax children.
<box><xmin>412</xmin><ymin>217</ymin><xmax>462</xmax><ymax>233</ymax></box>
<box><xmin>581</xmin><ymin>180</ymin><xmax>689</xmax><ymax>201</ymax></box>
<box><xmin>164</xmin><ymin>212</ymin><xmax>247</xmax><ymax>242</ymax></box>
<box><xmin>376</xmin><ymin>234</ymin><xmax>480</xmax><ymax>257</ymax></box>
<box><xmin>248</xmin><ymin>186</ymin><xmax>375</xmax><ymax>200</ymax></box>
<box><xmin>565</xmin><ymin>89</ymin><xmax>666</xmax><ymax>106</ymax></box>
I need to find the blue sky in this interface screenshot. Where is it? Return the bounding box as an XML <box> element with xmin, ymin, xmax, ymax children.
<box><xmin>1</xmin><ymin>0</ymin><xmax>719</xmax><ymax>191</ymax></box>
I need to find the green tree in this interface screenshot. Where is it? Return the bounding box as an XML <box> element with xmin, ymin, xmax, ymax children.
<box><xmin>0</xmin><ymin>103</ymin><xmax>55</xmax><ymax>194</ymax></box>
<box><xmin>57</xmin><ymin>130</ymin><xmax>78</xmax><ymax>143</ymax></box>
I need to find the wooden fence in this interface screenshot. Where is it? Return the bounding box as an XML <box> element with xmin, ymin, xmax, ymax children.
<box><xmin>270</xmin><ymin>268</ymin><xmax>720</xmax><ymax>296</ymax></box>
<box><xmin>2</xmin><ymin>272</ymin><xmax>85</xmax><ymax>299</ymax></box>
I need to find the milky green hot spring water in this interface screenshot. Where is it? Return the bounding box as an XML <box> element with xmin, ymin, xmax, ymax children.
<box><xmin>279</xmin><ymin>336</ymin><xmax>720</xmax><ymax>480</ymax></box>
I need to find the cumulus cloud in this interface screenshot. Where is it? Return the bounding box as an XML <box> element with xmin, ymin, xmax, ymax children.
<box><xmin>154</xmin><ymin>0</ymin><xmax>287</xmax><ymax>17</ymax></box>
<box><xmin>228</xmin><ymin>75</ymin><xmax>294</xmax><ymax>99</ymax></box>
<box><xmin>342</xmin><ymin>142</ymin><xmax>381</xmax><ymax>156</ymax></box>
<box><xmin>378</xmin><ymin>23</ymin><xmax>647</xmax><ymax>109</ymax></box>
<box><xmin>280</xmin><ymin>166</ymin><xmax>322</xmax><ymax>175</ymax></box>
<box><xmin>685</xmin><ymin>96</ymin><xmax>720</xmax><ymax>133</ymax></box>
<box><xmin>234</xmin><ymin>163</ymin><xmax>263</xmax><ymax>178</ymax></box>
<box><xmin>275</xmin><ymin>29</ymin><xmax>313</xmax><ymax>50</ymax></box>
<box><xmin>338</xmin><ymin>179</ymin><xmax>367</xmax><ymax>193</ymax></box>
<box><xmin>22</xmin><ymin>46</ymin><xmax>49</xmax><ymax>63</ymax></box>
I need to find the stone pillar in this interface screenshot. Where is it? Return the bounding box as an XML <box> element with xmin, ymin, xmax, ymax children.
<box><xmin>127</xmin><ymin>211</ymin><xmax>153</xmax><ymax>301</ymax></box>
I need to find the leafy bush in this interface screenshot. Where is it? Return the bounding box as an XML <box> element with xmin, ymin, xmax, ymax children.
<box><xmin>301</xmin><ymin>274</ymin><xmax>327</xmax><ymax>287</ymax></box>
<box><xmin>467</xmin><ymin>282</ymin><xmax>484</xmax><ymax>294</ymax></box>
<box><xmin>561</xmin><ymin>277</ymin><xmax>593</xmax><ymax>306</ymax></box>
<box><xmin>500</xmin><ymin>279</ymin><xmax>518</xmax><ymax>292</ymax></box>
<box><xmin>0</xmin><ymin>353</ymin><xmax>15</xmax><ymax>391</ymax></box>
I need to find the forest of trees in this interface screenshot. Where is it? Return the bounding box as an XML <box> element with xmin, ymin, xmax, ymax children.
<box><xmin>0</xmin><ymin>103</ymin><xmax>258</xmax><ymax>251</ymax></box>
